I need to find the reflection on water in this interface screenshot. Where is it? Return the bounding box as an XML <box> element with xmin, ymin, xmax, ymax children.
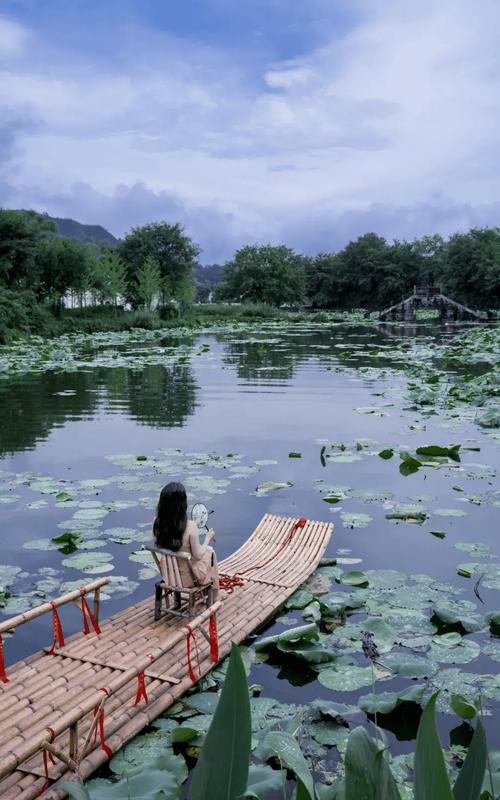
<box><xmin>0</xmin><ymin>364</ymin><xmax>198</xmax><ymax>456</ymax></box>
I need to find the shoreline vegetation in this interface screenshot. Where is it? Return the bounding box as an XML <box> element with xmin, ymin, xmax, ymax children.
<box><xmin>1</xmin><ymin>208</ymin><xmax>500</xmax><ymax>344</ymax></box>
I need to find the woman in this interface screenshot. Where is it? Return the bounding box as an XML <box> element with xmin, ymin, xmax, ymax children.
<box><xmin>153</xmin><ymin>482</ymin><xmax>220</xmax><ymax>601</ymax></box>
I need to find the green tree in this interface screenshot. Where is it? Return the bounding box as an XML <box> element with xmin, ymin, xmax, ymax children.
<box><xmin>119</xmin><ymin>222</ymin><xmax>199</xmax><ymax>308</ymax></box>
<box><xmin>35</xmin><ymin>236</ymin><xmax>92</xmax><ymax>310</ymax></box>
<box><xmin>438</xmin><ymin>228</ymin><xmax>500</xmax><ymax>309</ymax></box>
<box><xmin>91</xmin><ymin>250</ymin><xmax>127</xmax><ymax>309</ymax></box>
<box><xmin>136</xmin><ymin>256</ymin><xmax>162</xmax><ymax>310</ymax></box>
<box><xmin>219</xmin><ymin>244</ymin><xmax>306</xmax><ymax>307</ymax></box>
<box><xmin>305</xmin><ymin>252</ymin><xmax>341</xmax><ymax>308</ymax></box>
<box><xmin>0</xmin><ymin>210</ymin><xmax>55</xmax><ymax>289</ymax></box>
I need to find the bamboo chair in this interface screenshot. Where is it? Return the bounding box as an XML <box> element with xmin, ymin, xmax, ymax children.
<box><xmin>146</xmin><ymin>543</ymin><xmax>214</xmax><ymax>620</ymax></box>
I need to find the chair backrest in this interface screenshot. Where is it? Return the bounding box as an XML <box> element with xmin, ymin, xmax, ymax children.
<box><xmin>146</xmin><ymin>543</ymin><xmax>192</xmax><ymax>588</ymax></box>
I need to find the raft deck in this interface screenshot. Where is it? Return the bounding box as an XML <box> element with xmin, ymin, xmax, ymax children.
<box><xmin>0</xmin><ymin>514</ymin><xmax>333</xmax><ymax>798</ymax></box>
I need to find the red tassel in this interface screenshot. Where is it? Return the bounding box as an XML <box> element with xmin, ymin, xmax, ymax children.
<box><xmin>209</xmin><ymin>614</ymin><xmax>219</xmax><ymax>663</ymax></box>
<box><xmin>93</xmin><ymin>688</ymin><xmax>113</xmax><ymax>758</ymax></box>
<box><xmin>0</xmin><ymin>634</ymin><xmax>8</xmax><ymax>684</ymax></box>
<box><xmin>80</xmin><ymin>589</ymin><xmax>101</xmax><ymax>636</ymax></box>
<box><xmin>48</xmin><ymin>601</ymin><xmax>65</xmax><ymax>655</ymax></box>
<box><xmin>36</xmin><ymin>729</ymin><xmax>56</xmax><ymax>797</ymax></box>
<box><xmin>134</xmin><ymin>672</ymin><xmax>149</xmax><ymax>706</ymax></box>
<box><xmin>184</xmin><ymin>625</ymin><xmax>201</xmax><ymax>683</ymax></box>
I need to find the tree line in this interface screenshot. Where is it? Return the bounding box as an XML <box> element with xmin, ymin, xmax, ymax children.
<box><xmin>0</xmin><ymin>210</ymin><xmax>198</xmax><ymax>314</ymax></box>
<box><xmin>1</xmin><ymin>209</ymin><xmax>499</xmax><ymax>338</ymax></box>
<box><xmin>217</xmin><ymin>231</ymin><xmax>500</xmax><ymax>310</ymax></box>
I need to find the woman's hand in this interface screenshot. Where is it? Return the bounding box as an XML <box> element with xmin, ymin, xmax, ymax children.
<box><xmin>205</xmin><ymin>527</ymin><xmax>216</xmax><ymax>543</ymax></box>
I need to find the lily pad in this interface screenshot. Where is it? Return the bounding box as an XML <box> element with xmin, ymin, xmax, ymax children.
<box><xmin>318</xmin><ymin>664</ymin><xmax>374</xmax><ymax>691</ymax></box>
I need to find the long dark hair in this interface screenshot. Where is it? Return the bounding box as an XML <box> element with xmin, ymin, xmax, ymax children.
<box><xmin>153</xmin><ymin>482</ymin><xmax>188</xmax><ymax>551</ymax></box>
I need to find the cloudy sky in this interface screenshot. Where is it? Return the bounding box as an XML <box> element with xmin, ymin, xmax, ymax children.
<box><xmin>1</xmin><ymin>0</ymin><xmax>500</xmax><ymax>262</ymax></box>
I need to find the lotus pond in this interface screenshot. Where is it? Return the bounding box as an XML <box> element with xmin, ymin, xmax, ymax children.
<box><xmin>1</xmin><ymin>317</ymin><xmax>500</xmax><ymax>798</ymax></box>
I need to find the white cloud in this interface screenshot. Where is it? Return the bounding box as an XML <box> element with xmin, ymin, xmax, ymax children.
<box><xmin>0</xmin><ymin>16</ymin><xmax>29</xmax><ymax>57</ymax></box>
<box><xmin>4</xmin><ymin>1</ymin><xmax>500</xmax><ymax>257</ymax></box>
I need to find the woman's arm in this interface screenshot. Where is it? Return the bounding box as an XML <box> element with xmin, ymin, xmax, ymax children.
<box><xmin>188</xmin><ymin>523</ymin><xmax>215</xmax><ymax>560</ymax></box>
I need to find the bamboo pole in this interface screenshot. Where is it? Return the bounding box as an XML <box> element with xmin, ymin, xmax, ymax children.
<box><xmin>0</xmin><ymin>602</ymin><xmax>221</xmax><ymax>780</ymax></box>
<box><xmin>0</xmin><ymin>579</ymin><xmax>109</xmax><ymax>635</ymax></box>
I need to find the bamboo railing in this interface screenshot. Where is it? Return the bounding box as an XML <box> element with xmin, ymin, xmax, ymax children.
<box><xmin>0</xmin><ymin>578</ymin><xmax>108</xmax><ymax>636</ymax></box>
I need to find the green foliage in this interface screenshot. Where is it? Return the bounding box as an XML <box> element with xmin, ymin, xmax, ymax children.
<box><xmin>136</xmin><ymin>256</ymin><xmax>162</xmax><ymax>310</ymax></box>
<box><xmin>265</xmin><ymin>730</ymin><xmax>316</xmax><ymax>799</ymax></box>
<box><xmin>92</xmin><ymin>250</ymin><xmax>127</xmax><ymax>307</ymax></box>
<box><xmin>306</xmin><ymin>228</ymin><xmax>500</xmax><ymax>310</ymax></box>
<box><xmin>37</xmin><ymin>235</ymin><xmax>94</xmax><ymax>307</ymax></box>
<box><xmin>0</xmin><ymin>209</ymin><xmax>55</xmax><ymax>289</ymax></box>
<box><xmin>119</xmin><ymin>221</ymin><xmax>199</xmax><ymax>307</ymax></box>
<box><xmin>344</xmin><ymin>726</ymin><xmax>401</xmax><ymax>800</ymax></box>
<box><xmin>188</xmin><ymin>642</ymin><xmax>251</xmax><ymax>800</ymax></box>
<box><xmin>414</xmin><ymin>693</ymin><xmax>454</xmax><ymax>800</ymax></box>
<box><xmin>219</xmin><ymin>244</ymin><xmax>306</xmax><ymax>307</ymax></box>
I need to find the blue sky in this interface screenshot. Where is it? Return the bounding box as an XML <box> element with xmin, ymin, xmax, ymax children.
<box><xmin>1</xmin><ymin>0</ymin><xmax>500</xmax><ymax>262</ymax></box>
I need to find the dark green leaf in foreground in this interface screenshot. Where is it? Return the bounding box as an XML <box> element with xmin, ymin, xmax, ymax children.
<box><xmin>413</xmin><ymin>693</ymin><xmax>453</xmax><ymax>800</ymax></box>
<box><xmin>265</xmin><ymin>730</ymin><xmax>315</xmax><ymax>800</ymax></box>
<box><xmin>188</xmin><ymin>642</ymin><xmax>250</xmax><ymax>800</ymax></box>
<box><xmin>453</xmin><ymin>716</ymin><xmax>487</xmax><ymax>800</ymax></box>
<box><xmin>345</xmin><ymin>726</ymin><xmax>401</xmax><ymax>800</ymax></box>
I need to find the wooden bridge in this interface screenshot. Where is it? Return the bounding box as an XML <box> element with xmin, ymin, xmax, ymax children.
<box><xmin>0</xmin><ymin>514</ymin><xmax>333</xmax><ymax>799</ymax></box>
<box><xmin>379</xmin><ymin>285</ymin><xmax>487</xmax><ymax>322</ymax></box>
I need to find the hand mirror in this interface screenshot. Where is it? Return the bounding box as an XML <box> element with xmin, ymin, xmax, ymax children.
<box><xmin>191</xmin><ymin>502</ymin><xmax>209</xmax><ymax>530</ymax></box>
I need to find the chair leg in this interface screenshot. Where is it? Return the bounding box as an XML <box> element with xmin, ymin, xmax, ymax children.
<box><xmin>154</xmin><ymin>582</ymin><xmax>163</xmax><ymax>621</ymax></box>
<box><xmin>207</xmin><ymin>586</ymin><xmax>214</xmax><ymax>607</ymax></box>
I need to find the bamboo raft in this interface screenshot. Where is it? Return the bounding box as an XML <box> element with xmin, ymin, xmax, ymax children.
<box><xmin>0</xmin><ymin>514</ymin><xmax>333</xmax><ymax>799</ymax></box>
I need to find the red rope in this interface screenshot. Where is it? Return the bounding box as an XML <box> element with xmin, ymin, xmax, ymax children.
<box><xmin>36</xmin><ymin>729</ymin><xmax>56</xmax><ymax>797</ymax></box>
<box><xmin>0</xmin><ymin>634</ymin><xmax>8</xmax><ymax>684</ymax></box>
<box><xmin>134</xmin><ymin>672</ymin><xmax>148</xmax><ymax>706</ymax></box>
<box><xmin>219</xmin><ymin>574</ymin><xmax>245</xmax><ymax>593</ymax></box>
<box><xmin>220</xmin><ymin>518</ymin><xmax>307</xmax><ymax>591</ymax></box>
<box><xmin>209</xmin><ymin>614</ymin><xmax>219</xmax><ymax>663</ymax></box>
<box><xmin>80</xmin><ymin>588</ymin><xmax>101</xmax><ymax>636</ymax></box>
<box><xmin>92</xmin><ymin>688</ymin><xmax>113</xmax><ymax>758</ymax></box>
<box><xmin>47</xmin><ymin>601</ymin><xmax>65</xmax><ymax>655</ymax></box>
<box><xmin>135</xmin><ymin>654</ymin><xmax>155</xmax><ymax>706</ymax></box>
<box><xmin>184</xmin><ymin>625</ymin><xmax>201</xmax><ymax>683</ymax></box>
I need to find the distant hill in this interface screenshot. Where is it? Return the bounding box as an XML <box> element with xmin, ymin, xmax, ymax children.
<box><xmin>44</xmin><ymin>214</ymin><xmax>118</xmax><ymax>246</ymax></box>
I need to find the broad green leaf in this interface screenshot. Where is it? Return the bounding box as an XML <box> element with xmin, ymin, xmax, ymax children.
<box><xmin>241</xmin><ymin>764</ymin><xmax>284</xmax><ymax>798</ymax></box>
<box><xmin>318</xmin><ymin>665</ymin><xmax>373</xmax><ymax>692</ymax></box>
<box><xmin>340</xmin><ymin>571</ymin><xmax>369</xmax><ymax>587</ymax></box>
<box><xmin>345</xmin><ymin>726</ymin><xmax>401</xmax><ymax>800</ymax></box>
<box><xmin>256</xmin><ymin>624</ymin><xmax>319</xmax><ymax>652</ymax></box>
<box><xmin>188</xmin><ymin>643</ymin><xmax>251</xmax><ymax>800</ymax></box>
<box><xmin>413</xmin><ymin>693</ymin><xmax>453</xmax><ymax>800</ymax></box>
<box><xmin>453</xmin><ymin>717</ymin><xmax>487</xmax><ymax>800</ymax></box>
<box><xmin>265</xmin><ymin>730</ymin><xmax>315</xmax><ymax>800</ymax></box>
<box><xmin>378</xmin><ymin>449</ymin><xmax>394</xmax><ymax>460</ymax></box>
<box><xmin>450</xmin><ymin>694</ymin><xmax>477</xmax><ymax>720</ymax></box>
<box><xmin>358</xmin><ymin>685</ymin><xmax>425</xmax><ymax>715</ymax></box>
